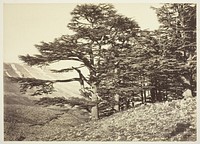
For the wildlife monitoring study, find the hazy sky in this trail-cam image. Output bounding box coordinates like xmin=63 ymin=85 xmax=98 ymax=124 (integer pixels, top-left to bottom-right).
xmin=3 ymin=3 xmax=161 ymax=64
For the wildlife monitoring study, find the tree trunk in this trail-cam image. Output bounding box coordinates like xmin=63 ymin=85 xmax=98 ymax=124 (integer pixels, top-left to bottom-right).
xmin=155 ymin=89 xmax=158 ymax=101
xmin=141 ymin=90 xmax=144 ymax=104
xmin=165 ymin=89 xmax=168 ymax=100
xmin=126 ymin=98 xmax=130 ymax=109
xmin=143 ymin=89 xmax=147 ymax=104
xmin=143 ymin=76 xmax=147 ymax=104
xmin=182 ymin=75 xmax=194 ymax=98
xmin=131 ymin=92 xmax=135 ymax=107
xmin=151 ymin=88 xmax=156 ymax=103
xmin=114 ymin=94 xmax=120 ymax=111
xmin=189 ymin=73 xmax=195 ymax=97
xmin=91 ymin=83 xmax=99 ymax=120
xmin=157 ymin=89 xmax=162 ymax=102
xmin=182 ymin=53 xmax=196 ymax=97
xmin=147 ymin=89 xmax=150 ymax=101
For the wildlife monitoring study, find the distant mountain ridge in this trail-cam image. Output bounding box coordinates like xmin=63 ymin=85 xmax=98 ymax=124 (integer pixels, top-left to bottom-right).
xmin=4 ymin=63 xmax=82 ymax=98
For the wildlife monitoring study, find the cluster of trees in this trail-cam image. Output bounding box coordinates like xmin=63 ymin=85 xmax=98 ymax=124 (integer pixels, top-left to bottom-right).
xmin=12 ymin=3 xmax=196 ymax=119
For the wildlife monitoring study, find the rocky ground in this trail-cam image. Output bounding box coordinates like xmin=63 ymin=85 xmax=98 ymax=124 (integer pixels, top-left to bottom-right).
xmin=48 ymin=97 xmax=196 ymax=141
xmin=6 ymin=97 xmax=194 ymax=141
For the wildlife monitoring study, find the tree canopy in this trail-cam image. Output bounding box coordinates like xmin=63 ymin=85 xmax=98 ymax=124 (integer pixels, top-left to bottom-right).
xmin=10 ymin=3 xmax=196 ymax=119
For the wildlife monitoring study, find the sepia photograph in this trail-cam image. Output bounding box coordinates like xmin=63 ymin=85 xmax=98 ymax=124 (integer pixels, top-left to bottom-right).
xmin=2 ymin=0 xmax=198 ymax=143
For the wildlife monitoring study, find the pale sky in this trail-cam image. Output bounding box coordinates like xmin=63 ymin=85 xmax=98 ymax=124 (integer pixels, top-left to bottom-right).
xmin=3 ymin=3 xmax=161 ymax=64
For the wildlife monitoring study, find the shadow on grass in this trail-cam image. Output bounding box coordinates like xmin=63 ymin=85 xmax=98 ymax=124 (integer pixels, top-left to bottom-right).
xmin=167 ymin=122 xmax=190 ymax=139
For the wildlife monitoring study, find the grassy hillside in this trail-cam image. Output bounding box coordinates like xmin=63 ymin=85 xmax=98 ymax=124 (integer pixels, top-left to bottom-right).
xmin=45 ymin=97 xmax=196 ymax=141
xmin=4 ymin=105 xmax=89 ymax=141
xmin=4 ymin=75 xmax=197 ymax=141
xmin=4 ymin=72 xmax=90 ymax=141
xmin=3 ymin=63 xmax=196 ymax=141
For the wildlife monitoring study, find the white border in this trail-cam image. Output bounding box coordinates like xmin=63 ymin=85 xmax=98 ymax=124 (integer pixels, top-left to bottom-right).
xmin=1 ymin=0 xmax=199 ymax=144
xmin=2 ymin=0 xmax=200 ymax=3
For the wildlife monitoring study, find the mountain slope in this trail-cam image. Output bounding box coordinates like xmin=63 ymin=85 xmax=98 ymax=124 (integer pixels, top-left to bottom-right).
xmin=4 ymin=63 xmax=90 ymax=141
xmin=4 ymin=63 xmax=81 ymax=98
xmin=43 ymin=97 xmax=196 ymax=141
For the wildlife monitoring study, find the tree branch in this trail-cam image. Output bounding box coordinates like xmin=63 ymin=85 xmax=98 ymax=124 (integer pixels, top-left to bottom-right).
xmin=10 ymin=77 xmax=82 ymax=96
xmin=72 ymin=66 xmax=90 ymax=86
xmin=50 ymin=65 xmax=85 ymax=73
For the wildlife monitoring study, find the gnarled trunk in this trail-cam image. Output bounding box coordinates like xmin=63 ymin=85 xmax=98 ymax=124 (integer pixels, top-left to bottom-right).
xmin=91 ymin=83 xmax=99 ymax=120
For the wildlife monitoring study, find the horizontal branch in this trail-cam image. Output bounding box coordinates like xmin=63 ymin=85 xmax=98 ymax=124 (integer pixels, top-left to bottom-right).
xmin=11 ymin=77 xmax=82 ymax=85
xmin=53 ymin=78 xmax=80 ymax=83
xmin=10 ymin=77 xmax=82 ymax=96
xmin=51 ymin=65 xmax=85 ymax=73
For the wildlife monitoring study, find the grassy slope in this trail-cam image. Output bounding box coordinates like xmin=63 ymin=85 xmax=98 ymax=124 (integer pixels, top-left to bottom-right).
xmin=4 ymin=76 xmax=89 ymax=141
xmin=4 ymin=63 xmax=196 ymax=141
xmin=47 ymin=98 xmax=196 ymax=141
